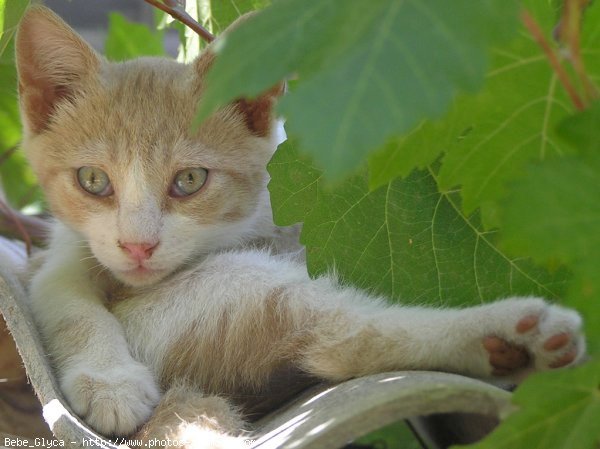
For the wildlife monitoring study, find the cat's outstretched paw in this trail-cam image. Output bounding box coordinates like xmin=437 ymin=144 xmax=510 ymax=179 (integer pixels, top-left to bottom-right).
xmin=61 ymin=360 xmax=160 ymax=436
xmin=481 ymin=298 xmax=585 ymax=380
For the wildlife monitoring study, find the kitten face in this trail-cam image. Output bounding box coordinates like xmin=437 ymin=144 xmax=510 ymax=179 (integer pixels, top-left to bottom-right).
xmin=16 ymin=7 xmax=282 ymax=286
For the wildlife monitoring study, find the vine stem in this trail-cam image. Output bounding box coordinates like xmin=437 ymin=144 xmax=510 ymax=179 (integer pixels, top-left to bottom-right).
xmin=143 ymin=0 xmax=215 ymax=43
xmin=521 ymin=9 xmax=585 ymax=111
xmin=555 ymin=0 xmax=599 ymax=102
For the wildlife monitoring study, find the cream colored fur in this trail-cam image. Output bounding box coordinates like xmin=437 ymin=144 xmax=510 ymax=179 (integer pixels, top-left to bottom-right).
xmin=15 ymin=6 xmax=586 ymax=447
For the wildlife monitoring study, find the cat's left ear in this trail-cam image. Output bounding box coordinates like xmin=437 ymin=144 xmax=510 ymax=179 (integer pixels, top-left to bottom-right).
xmin=16 ymin=6 xmax=101 ymax=134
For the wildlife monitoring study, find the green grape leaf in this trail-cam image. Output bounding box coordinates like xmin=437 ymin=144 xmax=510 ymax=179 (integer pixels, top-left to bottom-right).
xmin=500 ymin=103 xmax=600 ymax=355
xmin=370 ymin=2 xmax=600 ymax=226
xmin=460 ymin=360 xmax=600 ymax=449
xmin=104 ymin=12 xmax=166 ymax=61
xmin=267 ymin=144 xmax=320 ymax=226
xmin=435 ymin=1 xmax=600 ymax=228
xmin=368 ymin=113 xmax=467 ymax=190
xmin=197 ymin=0 xmax=518 ymax=179
xmin=268 ymin=140 xmax=568 ymax=306
xmin=0 ymin=0 xmax=29 ymax=56
xmin=501 ymin=151 xmax=599 ymax=265
xmin=556 ymin=101 xmax=600 ymax=154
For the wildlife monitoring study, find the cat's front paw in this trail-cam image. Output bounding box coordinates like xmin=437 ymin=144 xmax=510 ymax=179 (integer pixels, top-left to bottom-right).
xmin=482 ymin=298 xmax=585 ymax=380
xmin=61 ymin=360 xmax=160 ymax=436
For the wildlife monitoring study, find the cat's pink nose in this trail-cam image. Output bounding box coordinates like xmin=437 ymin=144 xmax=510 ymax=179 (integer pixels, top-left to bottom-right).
xmin=119 ymin=241 xmax=158 ymax=262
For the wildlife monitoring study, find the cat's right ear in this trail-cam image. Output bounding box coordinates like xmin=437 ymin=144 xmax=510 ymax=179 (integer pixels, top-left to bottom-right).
xmin=15 ymin=6 xmax=101 ymax=134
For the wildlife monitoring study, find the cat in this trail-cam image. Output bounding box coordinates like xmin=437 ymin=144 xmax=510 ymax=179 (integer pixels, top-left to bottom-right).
xmin=15 ymin=5 xmax=586 ymax=447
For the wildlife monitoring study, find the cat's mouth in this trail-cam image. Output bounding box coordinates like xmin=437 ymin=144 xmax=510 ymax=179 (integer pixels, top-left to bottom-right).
xmin=127 ymin=266 xmax=157 ymax=275
xmin=118 ymin=265 xmax=168 ymax=286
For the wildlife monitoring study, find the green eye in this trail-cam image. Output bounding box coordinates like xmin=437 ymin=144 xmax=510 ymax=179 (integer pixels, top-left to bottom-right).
xmin=77 ymin=166 xmax=113 ymax=196
xmin=170 ymin=168 xmax=208 ymax=197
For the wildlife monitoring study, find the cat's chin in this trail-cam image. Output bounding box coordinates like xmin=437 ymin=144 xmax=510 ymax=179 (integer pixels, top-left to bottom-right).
xmin=114 ymin=266 xmax=170 ymax=287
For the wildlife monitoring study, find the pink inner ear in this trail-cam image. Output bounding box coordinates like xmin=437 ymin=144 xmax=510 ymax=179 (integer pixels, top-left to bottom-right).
xmin=15 ymin=6 xmax=100 ymax=134
xmin=20 ymin=78 xmax=72 ymax=134
xmin=235 ymin=83 xmax=284 ymax=137
xmin=236 ymin=96 xmax=275 ymax=137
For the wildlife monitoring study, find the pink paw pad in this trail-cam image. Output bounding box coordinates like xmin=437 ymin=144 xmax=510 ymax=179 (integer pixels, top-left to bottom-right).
xmin=498 ymin=312 xmax=580 ymax=373
xmin=483 ymin=336 xmax=530 ymax=375
xmin=516 ymin=315 xmax=538 ymax=333
xmin=515 ymin=314 xmax=574 ymax=352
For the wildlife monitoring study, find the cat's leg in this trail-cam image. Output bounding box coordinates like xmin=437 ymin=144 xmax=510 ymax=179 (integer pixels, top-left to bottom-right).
xmin=298 ymin=294 xmax=585 ymax=382
xmin=29 ymin=224 xmax=160 ymax=436
xmin=135 ymin=384 xmax=248 ymax=449
xmin=160 ymin=250 xmax=584 ymax=385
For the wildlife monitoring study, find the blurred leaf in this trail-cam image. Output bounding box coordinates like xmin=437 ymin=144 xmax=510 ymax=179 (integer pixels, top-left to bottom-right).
xmin=105 ymin=12 xmax=166 ymax=61
xmin=556 ymin=100 xmax=600 ymax=152
xmin=211 ymin=0 xmax=271 ymax=33
xmin=369 ymin=1 xmax=600 ymax=228
xmin=436 ymin=0 xmax=600 ymax=228
xmin=500 ymin=103 xmax=600 ymax=354
xmin=0 ymin=39 xmax=40 ymax=208
xmin=501 ymin=156 xmax=599 ymax=275
xmin=268 ymin=139 xmax=568 ymax=306
xmin=461 ymin=360 xmax=600 ymax=449
xmin=0 ymin=39 xmax=19 ymax=149
xmin=0 ymin=0 xmax=29 ymax=56
xmin=196 ymin=0 xmax=518 ymax=179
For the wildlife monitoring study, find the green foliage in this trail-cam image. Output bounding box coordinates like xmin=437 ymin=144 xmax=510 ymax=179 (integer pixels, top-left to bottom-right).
xmin=0 ymin=39 xmax=40 ymax=208
xmin=500 ymin=102 xmax=600 ymax=354
xmin=268 ymin=140 xmax=569 ymax=306
xmin=368 ymin=117 xmax=461 ymax=190
xmin=195 ymin=0 xmax=518 ymax=179
xmin=105 ymin=12 xmax=166 ymax=61
xmin=210 ymin=0 xmax=271 ymax=34
xmin=461 ymin=360 xmax=600 ymax=449
xmin=0 ymin=0 xmax=29 ymax=56
xmin=437 ymin=0 xmax=600 ymax=228
xmin=257 ymin=0 xmax=598 ymax=447
xmin=370 ymin=0 xmax=600 ymax=229
xmin=0 ymin=39 xmax=18 ymax=150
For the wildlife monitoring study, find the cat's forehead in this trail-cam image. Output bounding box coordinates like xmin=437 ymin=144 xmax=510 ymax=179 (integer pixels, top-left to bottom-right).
xmin=53 ymin=57 xmax=262 ymax=169
xmin=103 ymin=57 xmax=193 ymax=100
xmin=98 ymin=58 xmax=196 ymax=133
